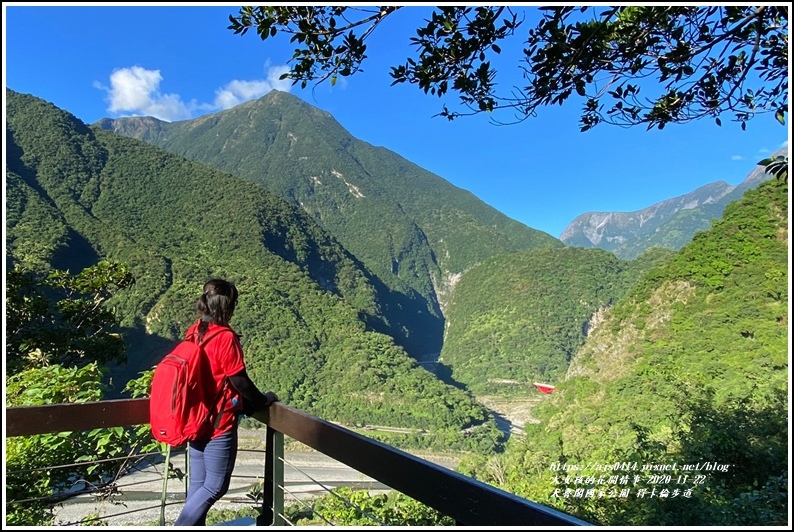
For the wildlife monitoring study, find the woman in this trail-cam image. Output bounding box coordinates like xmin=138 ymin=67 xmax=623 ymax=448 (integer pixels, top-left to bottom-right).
xmin=174 ymin=278 xmax=278 ymax=526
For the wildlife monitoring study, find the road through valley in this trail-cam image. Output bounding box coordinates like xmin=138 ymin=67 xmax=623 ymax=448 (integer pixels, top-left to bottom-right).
xmin=52 ymin=429 xmax=460 ymax=526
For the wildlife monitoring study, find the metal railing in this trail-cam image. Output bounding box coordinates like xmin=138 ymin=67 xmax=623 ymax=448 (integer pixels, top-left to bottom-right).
xmin=6 ymin=398 xmax=590 ymax=526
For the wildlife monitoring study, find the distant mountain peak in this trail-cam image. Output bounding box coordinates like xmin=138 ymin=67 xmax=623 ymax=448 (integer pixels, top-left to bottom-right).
xmin=559 ymin=148 xmax=787 ymax=259
xmin=559 ymin=180 xmax=735 ymax=244
xmin=93 ymin=115 xmax=168 ymax=140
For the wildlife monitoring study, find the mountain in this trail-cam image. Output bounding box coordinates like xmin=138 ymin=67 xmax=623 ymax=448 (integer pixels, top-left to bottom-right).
xmin=489 ymin=177 xmax=789 ymax=525
xmin=559 ymin=148 xmax=787 ymax=259
xmin=5 ymin=88 xmax=502 ymax=452
xmin=436 ymin=245 xmax=674 ymax=396
xmin=438 ymin=247 xmax=632 ymax=395
xmin=94 ymin=90 xmax=564 ymax=357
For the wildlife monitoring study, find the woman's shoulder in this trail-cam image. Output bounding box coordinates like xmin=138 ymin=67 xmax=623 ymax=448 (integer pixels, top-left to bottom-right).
xmin=184 ymin=320 xmax=200 ymax=339
xmin=184 ymin=321 xmax=238 ymax=342
xmin=206 ymin=323 xmax=240 ymax=342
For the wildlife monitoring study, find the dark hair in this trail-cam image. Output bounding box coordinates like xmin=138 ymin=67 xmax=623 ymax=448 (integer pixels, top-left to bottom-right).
xmin=196 ymin=279 xmax=239 ymax=341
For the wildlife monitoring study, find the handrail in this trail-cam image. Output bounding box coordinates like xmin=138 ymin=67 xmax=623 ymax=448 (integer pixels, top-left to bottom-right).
xmin=6 ymin=399 xmax=590 ymax=526
xmin=250 ymin=403 xmax=589 ymax=526
xmin=6 ymin=397 xmax=150 ymax=437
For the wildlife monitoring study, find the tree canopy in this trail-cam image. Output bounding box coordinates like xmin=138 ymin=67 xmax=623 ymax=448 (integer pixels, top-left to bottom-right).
xmin=228 ymin=6 xmax=787 ymax=130
xmin=228 ymin=6 xmax=788 ymax=180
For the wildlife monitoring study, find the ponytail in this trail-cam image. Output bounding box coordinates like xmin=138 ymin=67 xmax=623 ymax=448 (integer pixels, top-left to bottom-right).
xmin=195 ymin=279 xmax=239 ymax=341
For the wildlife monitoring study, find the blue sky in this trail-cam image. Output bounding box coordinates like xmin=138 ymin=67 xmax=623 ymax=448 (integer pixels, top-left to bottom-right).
xmin=4 ymin=4 xmax=789 ymax=239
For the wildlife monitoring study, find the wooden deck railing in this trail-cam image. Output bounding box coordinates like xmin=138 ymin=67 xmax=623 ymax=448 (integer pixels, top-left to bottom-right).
xmin=6 ymin=398 xmax=590 ymax=526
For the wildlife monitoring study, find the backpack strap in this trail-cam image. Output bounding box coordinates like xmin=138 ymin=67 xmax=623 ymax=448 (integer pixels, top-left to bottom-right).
xmin=186 ymin=324 xmax=231 ymax=346
xmin=191 ymin=325 xmax=235 ymax=427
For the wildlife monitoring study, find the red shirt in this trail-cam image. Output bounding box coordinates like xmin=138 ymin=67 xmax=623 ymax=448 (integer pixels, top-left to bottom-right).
xmin=185 ymin=321 xmax=246 ymax=439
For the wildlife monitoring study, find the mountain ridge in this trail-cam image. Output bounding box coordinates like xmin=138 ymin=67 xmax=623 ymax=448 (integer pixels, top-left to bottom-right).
xmin=559 ymin=148 xmax=786 ymax=259
xmin=94 ymin=89 xmax=563 ymax=336
xmin=560 ymin=180 xmax=736 ymax=244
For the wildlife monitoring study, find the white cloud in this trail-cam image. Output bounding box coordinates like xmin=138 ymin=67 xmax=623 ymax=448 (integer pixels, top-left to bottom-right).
xmin=98 ymin=65 xmax=293 ymax=122
xmin=754 ymin=140 xmax=788 ymax=158
xmin=213 ymin=66 xmax=293 ymax=109
xmin=102 ymin=66 xmax=194 ymax=121
xmin=731 ymin=155 xmax=745 ymax=161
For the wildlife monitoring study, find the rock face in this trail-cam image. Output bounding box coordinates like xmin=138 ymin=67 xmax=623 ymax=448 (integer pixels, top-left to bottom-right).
xmin=560 ymin=180 xmax=734 ymax=247
xmin=94 ymin=116 xmax=166 ymax=141
xmin=560 ymin=147 xmax=787 ymax=259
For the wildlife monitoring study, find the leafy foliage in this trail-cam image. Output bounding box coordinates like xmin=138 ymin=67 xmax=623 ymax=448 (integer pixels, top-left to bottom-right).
xmin=5 ymin=268 xmax=157 ymax=526
xmin=466 ymin=178 xmax=789 ymax=525
xmin=228 ymin=6 xmax=788 ymax=131
xmin=757 ymin=153 xmax=789 ymax=182
xmin=523 ymin=6 xmax=788 ymax=132
xmin=6 ymin=261 xmax=134 ymax=373
xmin=285 ymin=487 xmax=454 ymax=526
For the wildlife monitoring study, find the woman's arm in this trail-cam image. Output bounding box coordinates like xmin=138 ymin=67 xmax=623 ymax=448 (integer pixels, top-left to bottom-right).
xmin=228 ymin=369 xmax=278 ymax=414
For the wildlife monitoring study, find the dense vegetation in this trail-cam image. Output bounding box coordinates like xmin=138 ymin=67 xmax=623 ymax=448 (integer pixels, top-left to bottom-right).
xmin=96 ymin=90 xmax=563 ymax=358
xmin=6 ymin=85 xmax=787 ymax=526
xmin=200 ymin=487 xmax=453 ymax=526
xmin=5 ymin=264 xmax=158 ymax=526
xmin=460 ymin=178 xmax=789 ymax=525
xmin=284 ymin=487 xmax=454 ymax=526
xmin=5 ymin=88 xmax=500 ymax=453
xmin=439 ymin=247 xmax=667 ymax=395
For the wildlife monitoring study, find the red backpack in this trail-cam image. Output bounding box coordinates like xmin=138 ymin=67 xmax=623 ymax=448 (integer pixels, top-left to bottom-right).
xmin=149 ymin=326 xmax=227 ymax=446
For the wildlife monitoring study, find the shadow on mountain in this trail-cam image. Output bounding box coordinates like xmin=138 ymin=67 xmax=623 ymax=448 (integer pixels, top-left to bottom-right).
xmin=366 ymin=282 xmax=444 ymax=359
xmin=489 ymin=410 xmax=516 ymax=439
xmin=274 ymin=230 xmax=445 ymax=358
xmin=431 ymin=362 xmax=468 ymax=391
xmin=50 ymin=228 xmax=100 ymax=273
xmin=105 ymin=326 xmax=178 ymax=399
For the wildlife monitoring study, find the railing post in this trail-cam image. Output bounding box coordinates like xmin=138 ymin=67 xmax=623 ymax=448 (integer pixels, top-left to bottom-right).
xmin=185 ymin=445 xmax=190 ymax=499
xmin=160 ymin=444 xmax=171 ymax=526
xmin=272 ymin=430 xmax=285 ymax=526
xmin=257 ymin=423 xmax=285 ymax=526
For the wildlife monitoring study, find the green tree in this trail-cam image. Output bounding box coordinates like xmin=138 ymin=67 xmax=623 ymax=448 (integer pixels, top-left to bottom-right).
xmin=285 ymin=487 xmax=454 ymax=526
xmin=5 ymin=263 xmax=160 ymax=526
xmin=5 ymin=364 xmax=157 ymax=526
xmin=228 ymin=6 xmax=788 ymax=177
xmin=6 ymin=260 xmax=134 ymax=373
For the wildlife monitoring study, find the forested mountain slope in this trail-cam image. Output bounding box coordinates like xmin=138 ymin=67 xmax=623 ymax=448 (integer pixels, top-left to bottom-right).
xmin=96 ymin=90 xmax=563 ymax=358
xmin=469 ymin=178 xmax=789 ymax=525
xmin=438 ymin=246 xmax=673 ymax=395
xmin=5 ymin=88 xmax=500 ymax=451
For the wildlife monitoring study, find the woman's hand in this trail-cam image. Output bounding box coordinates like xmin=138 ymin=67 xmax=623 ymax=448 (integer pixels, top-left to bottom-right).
xmin=263 ymin=391 xmax=279 ymax=406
